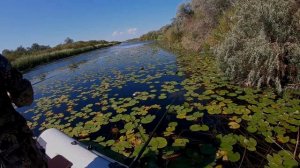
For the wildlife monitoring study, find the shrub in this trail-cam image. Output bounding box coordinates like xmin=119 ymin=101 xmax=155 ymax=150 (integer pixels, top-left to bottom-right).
xmin=215 ymin=0 xmax=300 ymax=92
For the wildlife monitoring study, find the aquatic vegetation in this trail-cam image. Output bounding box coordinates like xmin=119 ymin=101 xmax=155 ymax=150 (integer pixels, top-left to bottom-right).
xmin=172 ymin=138 xmax=189 ymax=147
xmin=140 ymin=115 xmax=156 ymax=124
xmin=149 ymin=137 xmax=168 ymax=151
xmin=21 ymin=43 xmax=299 ymax=167
xmin=190 ymin=124 xmax=209 ymax=132
xmin=163 ymin=122 xmax=178 ymax=136
xmin=266 ymin=150 xmax=298 ymax=168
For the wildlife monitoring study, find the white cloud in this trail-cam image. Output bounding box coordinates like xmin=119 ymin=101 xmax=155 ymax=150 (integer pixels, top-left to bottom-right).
xmin=127 ymin=28 xmax=138 ymax=35
xmin=112 ymin=31 xmax=124 ymax=36
xmin=112 ymin=28 xmax=138 ymax=37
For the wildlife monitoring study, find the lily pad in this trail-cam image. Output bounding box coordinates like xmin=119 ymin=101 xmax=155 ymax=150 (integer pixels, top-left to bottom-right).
xmin=141 ymin=115 xmax=156 ymax=124
xmin=150 ymin=137 xmax=168 ymax=149
xmin=172 ymin=138 xmax=189 ymax=147
xmin=228 ymin=122 xmax=240 ymax=129
xmin=189 ymin=124 xmax=209 ymax=132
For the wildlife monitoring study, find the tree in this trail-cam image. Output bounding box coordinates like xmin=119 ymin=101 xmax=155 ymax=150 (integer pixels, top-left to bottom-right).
xmin=15 ymin=46 xmax=27 ymax=53
xmin=177 ymin=3 xmax=194 ymax=18
xmin=2 ymin=49 xmax=12 ymax=56
xmin=64 ymin=37 xmax=74 ymax=44
xmin=29 ymin=43 xmax=51 ymax=52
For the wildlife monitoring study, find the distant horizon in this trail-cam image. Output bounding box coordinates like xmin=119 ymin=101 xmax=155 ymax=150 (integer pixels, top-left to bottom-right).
xmin=0 ymin=0 xmax=184 ymax=51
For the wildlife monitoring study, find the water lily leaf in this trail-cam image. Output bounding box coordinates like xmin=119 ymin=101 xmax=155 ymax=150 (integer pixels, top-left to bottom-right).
xmin=228 ymin=122 xmax=240 ymax=129
xmin=277 ymin=135 xmax=290 ymax=143
xmin=106 ymin=140 xmax=115 ymax=146
xmin=186 ymin=115 xmax=197 ymax=121
xmin=203 ymin=90 xmax=214 ymax=95
xmin=169 ymin=122 xmax=178 ymax=127
xmin=227 ymin=93 xmax=237 ymax=97
xmin=239 ymin=136 xmax=257 ymax=151
xmin=172 ymin=138 xmax=189 ymax=147
xmin=158 ymin=93 xmax=167 ymax=100
xmin=193 ymin=112 xmax=204 ymax=118
xmin=141 ymin=115 xmax=156 ymax=124
xmin=150 ymin=137 xmax=168 ymax=149
xmin=189 ymin=124 xmax=209 ymax=132
xmin=176 ymin=113 xmax=187 ymax=119
xmin=124 ymin=122 xmax=135 ymax=131
xmin=218 ymin=134 xmax=237 ymax=151
xmin=94 ymin=136 xmax=105 ymax=143
xmin=247 ymin=125 xmax=257 ymax=133
xmin=110 ymin=114 xmax=123 ymax=122
xmin=227 ymin=151 xmax=240 ymax=162
xmin=267 ymin=150 xmax=298 ymax=168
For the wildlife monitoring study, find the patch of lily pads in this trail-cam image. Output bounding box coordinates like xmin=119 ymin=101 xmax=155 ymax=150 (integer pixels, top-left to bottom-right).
xmin=21 ymin=44 xmax=300 ymax=167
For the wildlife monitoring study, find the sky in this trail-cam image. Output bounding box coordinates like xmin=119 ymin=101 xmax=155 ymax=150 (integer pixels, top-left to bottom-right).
xmin=0 ymin=0 xmax=184 ymax=51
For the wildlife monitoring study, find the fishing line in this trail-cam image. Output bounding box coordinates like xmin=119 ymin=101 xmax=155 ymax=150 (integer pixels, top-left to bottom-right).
xmin=32 ymin=75 xmax=56 ymax=86
xmin=129 ymin=97 xmax=177 ymax=168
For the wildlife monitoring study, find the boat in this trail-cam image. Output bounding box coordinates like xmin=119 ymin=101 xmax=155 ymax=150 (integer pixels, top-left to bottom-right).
xmin=37 ymin=128 xmax=128 ymax=168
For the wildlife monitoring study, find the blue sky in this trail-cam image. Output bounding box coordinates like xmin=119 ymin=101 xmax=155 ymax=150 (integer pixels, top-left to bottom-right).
xmin=0 ymin=0 xmax=184 ymax=51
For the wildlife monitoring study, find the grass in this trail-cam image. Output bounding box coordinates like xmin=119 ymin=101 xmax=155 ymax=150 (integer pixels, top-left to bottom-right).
xmin=11 ymin=42 xmax=119 ymax=71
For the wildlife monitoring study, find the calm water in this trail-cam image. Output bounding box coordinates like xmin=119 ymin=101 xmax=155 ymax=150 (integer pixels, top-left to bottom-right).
xmin=18 ymin=43 xmax=223 ymax=165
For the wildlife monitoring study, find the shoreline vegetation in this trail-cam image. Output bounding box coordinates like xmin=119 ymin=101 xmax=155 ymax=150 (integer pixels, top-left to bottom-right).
xmin=2 ymin=39 xmax=120 ymax=71
xmin=140 ymin=0 xmax=300 ymax=93
xmin=139 ymin=0 xmax=300 ymax=167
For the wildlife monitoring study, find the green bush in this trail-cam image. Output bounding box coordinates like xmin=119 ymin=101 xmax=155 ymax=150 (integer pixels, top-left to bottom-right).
xmin=215 ymin=0 xmax=300 ymax=92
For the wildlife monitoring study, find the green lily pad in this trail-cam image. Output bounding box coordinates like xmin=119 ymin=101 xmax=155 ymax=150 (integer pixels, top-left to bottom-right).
xmin=247 ymin=125 xmax=257 ymax=133
xmin=227 ymin=151 xmax=240 ymax=162
xmin=189 ymin=124 xmax=209 ymax=132
xmin=94 ymin=136 xmax=105 ymax=143
xmin=172 ymin=138 xmax=189 ymax=147
xmin=141 ymin=115 xmax=156 ymax=124
xmin=150 ymin=137 xmax=168 ymax=149
xmin=106 ymin=140 xmax=115 ymax=146
xmin=228 ymin=122 xmax=240 ymax=129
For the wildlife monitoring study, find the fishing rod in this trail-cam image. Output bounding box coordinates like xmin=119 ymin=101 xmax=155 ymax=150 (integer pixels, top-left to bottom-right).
xmin=32 ymin=75 xmax=56 ymax=86
xmin=128 ymin=97 xmax=176 ymax=168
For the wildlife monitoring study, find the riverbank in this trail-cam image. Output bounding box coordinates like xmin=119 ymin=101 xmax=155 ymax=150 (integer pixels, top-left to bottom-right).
xmin=10 ymin=41 xmax=120 ymax=71
xmin=141 ymin=0 xmax=300 ymax=93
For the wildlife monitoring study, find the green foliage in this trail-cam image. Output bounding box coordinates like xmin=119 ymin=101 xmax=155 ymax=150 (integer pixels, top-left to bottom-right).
xmin=149 ymin=137 xmax=168 ymax=150
xmin=189 ymin=124 xmax=209 ymax=132
xmin=64 ymin=37 xmax=74 ymax=44
xmin=266 ymin=150 xmax=298 ymax=168
xmin=172 ymin=138 xmax=189 ymax=147
xmin=141 ymin=0 xmax=300 ymax=92
xmin=7 ymin=40 xmax=119 ymax=71
xmin=140 ymin=0 xmax=233 ymax=51
xmin=215 ymin=0 xmax=300 ymax=92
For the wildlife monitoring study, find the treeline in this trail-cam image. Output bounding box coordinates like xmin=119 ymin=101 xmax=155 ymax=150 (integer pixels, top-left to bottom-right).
xmin=2 ymin=38 xmax=120 ymax=71
xmin=141 ymin=0 xmax=300 ymax=92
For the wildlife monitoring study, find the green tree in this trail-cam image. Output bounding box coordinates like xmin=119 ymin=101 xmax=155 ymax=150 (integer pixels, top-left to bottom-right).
xmin=64 ymin=37 xmax=74 ymax=44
